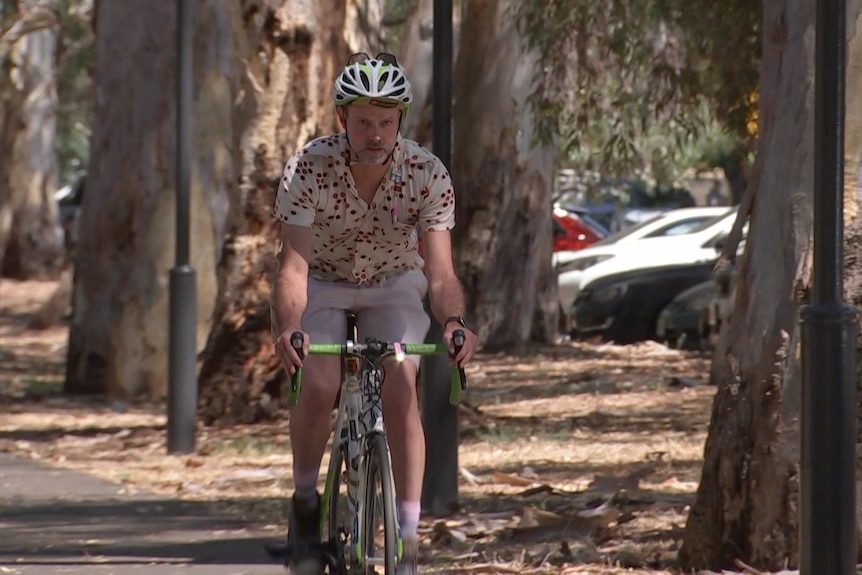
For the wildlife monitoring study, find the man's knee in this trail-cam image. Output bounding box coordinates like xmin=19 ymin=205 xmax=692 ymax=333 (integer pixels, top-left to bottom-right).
xmin=381 ymin=359 xmax=419 ymax=409
xmin=294 ymin=356 xmax=341 ymax=410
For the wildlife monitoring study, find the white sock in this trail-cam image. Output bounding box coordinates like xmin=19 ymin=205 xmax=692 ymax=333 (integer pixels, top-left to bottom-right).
xmin=399 ymin=500 xmax=421 ymax=538
xmin=293 ymin=467 xmax=319 ymax=503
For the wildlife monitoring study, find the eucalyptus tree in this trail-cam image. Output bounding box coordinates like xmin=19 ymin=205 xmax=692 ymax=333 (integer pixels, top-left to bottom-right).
xmin=0 ymin=0 xmax=66 ymax=278
xmin=679 ymin=1 xmax=862 ymax=568
xmin=449 ymin=0 xmax=556 ymax=348
xmin=519 ymin=0 xmax=862 ymax=568
xmin=66 ymin=0 xmax=384 ymax=402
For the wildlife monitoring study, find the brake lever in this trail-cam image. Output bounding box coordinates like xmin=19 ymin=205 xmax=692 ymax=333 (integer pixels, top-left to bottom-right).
xmin=452 ymin=329 xmax=467 ymax=390
xmin=289 ymin=331 xmax=305 ymax=396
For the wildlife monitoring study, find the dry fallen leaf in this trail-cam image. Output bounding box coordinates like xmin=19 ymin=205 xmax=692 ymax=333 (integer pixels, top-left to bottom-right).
xmin=490 ymin=470 xmax=537 ymax=487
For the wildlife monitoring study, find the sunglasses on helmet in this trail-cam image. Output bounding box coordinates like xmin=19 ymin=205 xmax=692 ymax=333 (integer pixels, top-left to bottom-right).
xmin=347 ymin=52 xmax=399 ymax=66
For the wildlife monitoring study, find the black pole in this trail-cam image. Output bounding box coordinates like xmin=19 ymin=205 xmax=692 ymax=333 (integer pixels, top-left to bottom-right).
xmin=421 ymin=0 xmax=457 ymax=516
xmin=167 ymin=0 xmax=197 ymax=454
xmin=799 ymin=0 xmax=856 ymax=572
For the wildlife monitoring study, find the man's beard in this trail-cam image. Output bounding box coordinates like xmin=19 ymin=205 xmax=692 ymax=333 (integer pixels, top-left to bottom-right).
xmin=348 ymin=141 xmax=394 ymax=166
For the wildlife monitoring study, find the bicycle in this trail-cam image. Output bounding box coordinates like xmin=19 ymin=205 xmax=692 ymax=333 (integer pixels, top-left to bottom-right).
xmin=268 ymin=312 xmax=467 ymax=574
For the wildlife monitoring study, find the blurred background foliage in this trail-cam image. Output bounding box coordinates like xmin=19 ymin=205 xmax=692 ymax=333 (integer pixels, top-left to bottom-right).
xmin=516 ymin=0 xmax=760 ymax=188
xmin=54 ymin=0 xmax=93 ymax=186
xmin=9 ymin=0 xmax=760 ymax=196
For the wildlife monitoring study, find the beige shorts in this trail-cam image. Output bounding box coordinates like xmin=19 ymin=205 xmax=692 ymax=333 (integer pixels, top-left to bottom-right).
xmin=273 ymin=270 xmax=432 ymax=368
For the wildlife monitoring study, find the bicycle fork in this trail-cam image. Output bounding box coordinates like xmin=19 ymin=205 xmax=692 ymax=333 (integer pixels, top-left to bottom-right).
xmin=320 ymin=365 xmax=364 ymax=567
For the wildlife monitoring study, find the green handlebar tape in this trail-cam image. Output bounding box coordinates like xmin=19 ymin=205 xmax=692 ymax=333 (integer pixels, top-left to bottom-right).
xmin=287 ymin=367 xmax=301 ymax=406
xmin=448 ymin=367 xmax=462 ymax=405
xmin=306 ymin=344 xmax=344 ymax=355
xmin=402 ymin=343 xmax=450 ymax=354
xmin=305 ymin=343 xmax=449 ymax=355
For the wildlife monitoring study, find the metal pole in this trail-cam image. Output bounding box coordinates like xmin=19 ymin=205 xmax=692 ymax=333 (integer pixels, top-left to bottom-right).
xmin=168 ymin=0 xmax=197 ymax=454
xmin=421 ymin=0 xmax=457 ymax=516
xmin=800 ymin=0 xmax=856 ymax=571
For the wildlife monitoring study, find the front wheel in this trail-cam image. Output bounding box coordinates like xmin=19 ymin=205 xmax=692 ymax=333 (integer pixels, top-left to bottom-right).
xmin=362 ymin=433 xmax=398 ymax=575
xmin=324 ymin=443 xmax=352 ymax=575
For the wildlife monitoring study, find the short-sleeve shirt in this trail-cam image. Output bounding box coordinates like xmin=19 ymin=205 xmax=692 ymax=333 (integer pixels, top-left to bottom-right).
xmin=274 ymin=132 xmax=455 ymax=286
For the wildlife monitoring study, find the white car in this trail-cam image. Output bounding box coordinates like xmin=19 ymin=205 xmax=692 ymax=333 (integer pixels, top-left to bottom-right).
xmin=577 ymin=211 xmax=742 ymax=291
xmin=555 ymin=206 xmax=733 ymax=316
xmin=563 ymin=209 xmax=744 ymax=332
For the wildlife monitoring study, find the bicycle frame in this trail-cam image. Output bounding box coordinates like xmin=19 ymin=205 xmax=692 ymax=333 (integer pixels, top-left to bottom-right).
xmin=280 ymin=333 xmax=466 ymax=573
xmin=320 ymin=350 xmax=388 ymax=569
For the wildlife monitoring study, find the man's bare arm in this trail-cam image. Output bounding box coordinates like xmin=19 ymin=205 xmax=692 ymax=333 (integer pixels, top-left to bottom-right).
xmin=271 ymin=223 xmax=312 ymax=374
xmin=272 ymin=223 xmax=312 ymax=340
xmin=422 ymin=229 xmax=478 ymax=364
xmin=421 ymin=229 xmax=465 ymax=323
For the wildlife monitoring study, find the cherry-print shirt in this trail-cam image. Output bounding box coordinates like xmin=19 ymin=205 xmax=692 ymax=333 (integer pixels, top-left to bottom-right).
xmin=274 ymin=133 xmax=455 ymax=286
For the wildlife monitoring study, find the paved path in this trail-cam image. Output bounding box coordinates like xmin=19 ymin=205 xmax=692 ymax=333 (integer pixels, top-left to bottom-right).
xmin=0 ymin=452 xmax=286 ymax=574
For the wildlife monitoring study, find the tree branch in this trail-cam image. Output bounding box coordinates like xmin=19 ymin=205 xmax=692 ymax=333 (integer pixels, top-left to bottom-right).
xmin=0 ymin=2 xmax=58 ymax=62
xmin=56 ymin=32 xmax=93 ymax=77
xmin=718 ymin=150 xmax=760 ymax=265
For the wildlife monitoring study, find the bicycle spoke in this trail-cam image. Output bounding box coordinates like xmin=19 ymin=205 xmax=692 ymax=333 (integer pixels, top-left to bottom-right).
xmin=324 ymin=445 xmax=353 ymax=574
xmin=362 ymin=434 xmax=398 ymax=575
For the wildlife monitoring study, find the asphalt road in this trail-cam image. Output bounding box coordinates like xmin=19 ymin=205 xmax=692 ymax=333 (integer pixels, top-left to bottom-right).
xmin=0 ymin=452 xmax=287 ymax=575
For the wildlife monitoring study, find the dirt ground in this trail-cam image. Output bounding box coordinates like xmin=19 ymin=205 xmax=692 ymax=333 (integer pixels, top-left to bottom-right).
xmin=0 ymin=278 xmax=721 ymax=574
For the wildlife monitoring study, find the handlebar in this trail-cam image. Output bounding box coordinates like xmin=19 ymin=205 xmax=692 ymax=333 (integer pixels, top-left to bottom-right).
xmin=287 ymin=330 xmax=467 ymax=407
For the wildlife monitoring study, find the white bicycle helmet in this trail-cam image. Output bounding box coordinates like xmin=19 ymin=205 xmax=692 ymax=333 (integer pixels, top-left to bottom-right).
xmin=333 ymin=53 xmax=413 ymax=110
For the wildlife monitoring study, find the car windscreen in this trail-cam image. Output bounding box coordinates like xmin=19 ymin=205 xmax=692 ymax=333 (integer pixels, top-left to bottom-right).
xmin=589 ymin=214 xmax=665 ymax=247
xmin=685 ymin=210 xmax=738 ymax=234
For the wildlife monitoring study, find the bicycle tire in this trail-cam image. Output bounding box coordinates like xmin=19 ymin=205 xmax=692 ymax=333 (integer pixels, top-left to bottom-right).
xmin=362 ymin=432 xmax=398 ymax=575
xmin=324 ymin=443 xmax=352 ymax=575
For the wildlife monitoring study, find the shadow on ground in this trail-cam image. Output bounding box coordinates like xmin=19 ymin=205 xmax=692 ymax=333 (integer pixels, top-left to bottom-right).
xmin=0 ymin=498 xmax=278 ymax=565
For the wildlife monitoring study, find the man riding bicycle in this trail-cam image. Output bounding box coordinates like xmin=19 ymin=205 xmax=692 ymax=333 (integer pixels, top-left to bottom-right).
xmin=271 ymin=51 xmax=479 ymax=574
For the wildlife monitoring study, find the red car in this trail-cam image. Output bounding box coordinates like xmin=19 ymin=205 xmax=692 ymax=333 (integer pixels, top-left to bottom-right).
xmin=553 ymin=209 xmax=605 ymax=252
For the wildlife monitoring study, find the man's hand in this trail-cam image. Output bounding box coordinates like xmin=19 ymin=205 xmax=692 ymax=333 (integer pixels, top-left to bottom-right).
xmin=444 ymin=324 xmax=478 ymax=367
xmin=273 ymin=327 xmax=309 ymax=376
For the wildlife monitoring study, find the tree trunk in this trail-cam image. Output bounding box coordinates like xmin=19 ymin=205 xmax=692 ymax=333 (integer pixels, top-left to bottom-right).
xmin=678 ymin=0 xmax=862 ymax=568
xmin=397 ymin=0 xmax=433 ymax=145
xmin=65 ymin=0 xmax=223 ymax=396
xmin=0 ymin=0 xmax=65 ymax=279
xmin=846 ymin=6 xmax=862 ymax=559
xmin=451 ymin=0 xmax=556 ymax=351
xmin=197 ymin=0 xmax=384 ymax=425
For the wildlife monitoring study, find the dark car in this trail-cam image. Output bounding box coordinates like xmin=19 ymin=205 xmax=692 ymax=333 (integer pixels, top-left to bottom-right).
xmin=655 ymin=280 xmax=715 ymax=349
xmin=571 ymin=261 xmax=717 ymax=344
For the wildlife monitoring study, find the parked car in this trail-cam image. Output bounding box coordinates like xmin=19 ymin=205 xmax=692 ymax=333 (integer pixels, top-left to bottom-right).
xmin=554 ymin=206 xmax=733 ymax=328
xmin=655 ymin=280 xmax=715 ymax=349
xmin=552 ymin=207 xmax=606 ymax=252
xmin=555 ymin=204 xmax=611 ymax=239
xmin=570 ymin=208 xmax=740 ymax=302
xmin=572 ymin=261 xmax=717 ymax=344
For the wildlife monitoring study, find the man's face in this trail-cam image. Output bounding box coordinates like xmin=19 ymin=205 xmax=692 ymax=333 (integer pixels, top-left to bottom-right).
xmin=341 ymin=103 xmax=401 ymax=165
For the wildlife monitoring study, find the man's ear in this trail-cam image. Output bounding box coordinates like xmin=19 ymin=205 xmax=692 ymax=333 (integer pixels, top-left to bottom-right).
xmin=337 ymin=108 xmax=347 ymax=129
